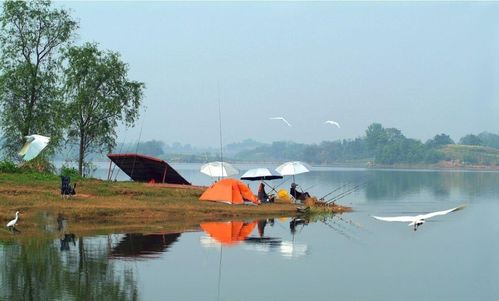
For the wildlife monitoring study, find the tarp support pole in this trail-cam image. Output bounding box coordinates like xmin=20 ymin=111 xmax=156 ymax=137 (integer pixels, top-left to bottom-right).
xmin=162 ymin=165 xmax=168 ymax=183
xmin=107 ymin=160 xmax=113 ymax=181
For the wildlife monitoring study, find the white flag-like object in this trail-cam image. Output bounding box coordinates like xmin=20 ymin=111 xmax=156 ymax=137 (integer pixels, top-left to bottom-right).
xmin=18 ymin=134 xmax=50 ymax=161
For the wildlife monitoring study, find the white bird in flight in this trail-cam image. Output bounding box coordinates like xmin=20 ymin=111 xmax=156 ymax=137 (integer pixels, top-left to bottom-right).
xmin=325 ymin=120 xmax=341 ymax=128
xmin=372 ymin=205 xmax=465 ymax=231
xmin=6 ymin=211 xmax=20 ymax=229
xmin=18 ymin=134 xmax=50 ymax=161
xmin=270 ymin=117 xmax=292 ymax=127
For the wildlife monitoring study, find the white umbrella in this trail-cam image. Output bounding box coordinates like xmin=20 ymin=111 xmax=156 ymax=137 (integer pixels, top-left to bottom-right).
xmin=240 ymin=168 xmax=283 ymax=181
xmin=200 ymin=161 xmax=239 ymax=178
xmin=18 ymin=134 xmax=50 ymax=161
xmin=275 ymin=161 xmax=311 ymax=182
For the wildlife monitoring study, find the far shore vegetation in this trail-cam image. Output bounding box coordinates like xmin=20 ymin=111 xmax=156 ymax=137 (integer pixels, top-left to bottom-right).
xmin=96 ymin=124 xmax=499 ymax=170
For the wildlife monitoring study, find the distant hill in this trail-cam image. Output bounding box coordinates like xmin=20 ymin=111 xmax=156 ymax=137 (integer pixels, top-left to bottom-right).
xmin=439 ymin=144 xmax=499 ymax=166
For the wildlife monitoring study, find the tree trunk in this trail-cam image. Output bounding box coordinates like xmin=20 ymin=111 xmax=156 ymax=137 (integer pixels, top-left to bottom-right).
xmin=79 ymin=131 xmax=85 ymax=176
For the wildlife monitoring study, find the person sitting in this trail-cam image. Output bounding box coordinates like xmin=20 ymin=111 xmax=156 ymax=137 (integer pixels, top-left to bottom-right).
xmin=290 ymin=183 xmax=310 ymax=202
xmin=257 ymin=182 xmax=269 ymax=203
xmin=61 ymin=176 xmax=76 ymax=198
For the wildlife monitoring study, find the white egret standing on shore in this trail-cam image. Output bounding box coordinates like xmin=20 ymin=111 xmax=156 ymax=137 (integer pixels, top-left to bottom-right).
xmin=6 ymin=211 xmax=20 ymax=229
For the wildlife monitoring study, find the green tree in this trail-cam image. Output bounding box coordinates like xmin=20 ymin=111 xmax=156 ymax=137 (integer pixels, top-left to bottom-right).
xmin=478 ymin=132 xmax=499 ymax=149
xmin=0 ymin=0 xmax=77 ymax=157
xmin=426 ymin=133 xmax=454 ymax=148
xmin=365 ymin=123 xmax=387 ymax=150
xmin=63 ymin=43 xmax=144 ymax=176
xmin=459 ymin=134 xmax=482 ymax=146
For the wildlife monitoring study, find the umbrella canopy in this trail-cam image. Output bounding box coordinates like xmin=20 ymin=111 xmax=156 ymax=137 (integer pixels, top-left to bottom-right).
xmin=199 ymin=178 xmax=259 ymax=205
xmin=201 ymin=221 xmax=256 ymax=245
xmin=18 ymin=134 xmax=50 ymax=161
xmin=240 ymin=168 xmax=283 ymax=181
xmin=200 ymin=161 xmax=239 ymax=178
xmin=275 ymin=161 xmax=311 ymax=176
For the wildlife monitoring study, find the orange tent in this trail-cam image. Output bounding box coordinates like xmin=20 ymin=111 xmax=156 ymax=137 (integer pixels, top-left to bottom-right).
xmin=199 ymin=178 xmax=259 ymax=205
xmin=201 ymin=221 xmax=257 ymax=245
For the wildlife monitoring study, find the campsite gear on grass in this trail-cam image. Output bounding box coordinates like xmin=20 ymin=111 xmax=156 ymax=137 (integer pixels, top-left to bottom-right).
xmin=277 ymin=189 xmax=291 ymax=202
xmin=200 ymin=161 xmax=239 ymax=178
xmin=107 ymin=153 xmax=190 ymax=184
xmin=18 ymin=135 xmax=50 ymax=161
xmin=201 ymin=221 xmax=256 ymax=245
xmin=199 ymin=178 xmax=259 ymax=205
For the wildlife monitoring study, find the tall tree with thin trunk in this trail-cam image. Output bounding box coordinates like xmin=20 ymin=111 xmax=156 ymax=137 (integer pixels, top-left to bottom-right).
xmin=0 ymin=0 xmax=77 ymax=157
xmin=63 ymin=43 xmax=144 ymax=176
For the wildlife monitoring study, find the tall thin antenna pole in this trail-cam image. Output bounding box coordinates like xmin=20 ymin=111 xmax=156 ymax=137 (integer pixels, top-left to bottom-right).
xmin=218 ymin=83 xmax=224 ymax=179
xmin=130 ymin=108 xmax=146 ymax=179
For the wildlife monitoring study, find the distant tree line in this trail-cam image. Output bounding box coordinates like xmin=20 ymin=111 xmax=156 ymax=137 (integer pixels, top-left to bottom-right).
xmin=57 ymin=124 xmax=499 ymax=166
xmin=232 ymin=123 xmax=499 ymax=166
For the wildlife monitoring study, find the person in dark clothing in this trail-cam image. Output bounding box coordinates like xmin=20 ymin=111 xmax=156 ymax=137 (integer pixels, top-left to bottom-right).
xmin=61 ymin=176 xmax=76 ymax=198
xmin=290 ymin=183 xmax=310 ymax=201
xmin=258 ymin=182 xmax=269 ymax=203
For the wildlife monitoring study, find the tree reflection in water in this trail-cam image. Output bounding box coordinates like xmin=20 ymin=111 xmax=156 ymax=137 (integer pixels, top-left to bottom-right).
xmin=365 ymin=170 xmax=499 ymax=200
xmin=0 ymin=236 xmax=138 ymax=301
xmin=109 ymin=233 xmax=181 ymax=259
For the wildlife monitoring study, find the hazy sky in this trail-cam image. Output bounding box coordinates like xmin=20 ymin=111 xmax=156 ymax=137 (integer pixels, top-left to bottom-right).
xmin=60 ymin=1 xmax=499 ymax=147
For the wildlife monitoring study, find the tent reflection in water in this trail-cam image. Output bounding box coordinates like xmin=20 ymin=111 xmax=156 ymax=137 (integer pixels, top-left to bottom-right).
xmin=201 ymin=221 xmax=257 ymax=245
xmin=199 ymin=178 xmax=259 ymax=205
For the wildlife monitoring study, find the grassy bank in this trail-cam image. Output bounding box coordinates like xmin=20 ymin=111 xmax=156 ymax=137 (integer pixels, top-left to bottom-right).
xmin=0 ymin=172 xmax=350 ymax=239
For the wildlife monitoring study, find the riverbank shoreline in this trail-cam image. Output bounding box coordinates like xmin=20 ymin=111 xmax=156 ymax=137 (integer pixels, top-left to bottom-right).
xmin=0 ymin=173 xmax=350 ymax=240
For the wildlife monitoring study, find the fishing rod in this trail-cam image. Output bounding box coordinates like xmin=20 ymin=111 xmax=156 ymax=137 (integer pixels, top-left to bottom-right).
xmin=301 ymin=184 xmax=315 ymax=192
xmin=326 ymin=182 xmax=366 ymax=204
xmin=325 ymin=184 xmax=362 ymax=204
xmin=319 ymin=183 xmax=354 ymax=200
xmin=326 ymin=184 xmax=360 ymax=204
xmin=326 ymin=183 xmax=365 ymax=204
xmin=269 ymin=177 xmax=290 ymax=192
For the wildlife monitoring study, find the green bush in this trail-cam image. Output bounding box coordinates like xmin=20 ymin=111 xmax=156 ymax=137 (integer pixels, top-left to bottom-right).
xmin=19 ymin=157 xmax=55 ymax=174
xmin=60 ymin=165 xmax=82 ymax=179
xmin=0 ymin=160 xmax=19 ymax=173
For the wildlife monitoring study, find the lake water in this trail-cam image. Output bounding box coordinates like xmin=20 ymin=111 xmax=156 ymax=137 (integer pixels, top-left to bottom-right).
xmin=1 ymin=165 xmax=499 ymax=300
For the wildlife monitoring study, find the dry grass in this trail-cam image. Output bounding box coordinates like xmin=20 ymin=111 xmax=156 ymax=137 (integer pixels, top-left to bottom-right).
xmin=0 ymin=173 xmax=351 ymax=239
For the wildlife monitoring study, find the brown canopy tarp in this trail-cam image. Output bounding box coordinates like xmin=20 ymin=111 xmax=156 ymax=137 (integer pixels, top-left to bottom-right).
xmin=107 ymin=153 xmax=190 ymax=185
xmin=199 ymin=178 xmax=259 ymax=204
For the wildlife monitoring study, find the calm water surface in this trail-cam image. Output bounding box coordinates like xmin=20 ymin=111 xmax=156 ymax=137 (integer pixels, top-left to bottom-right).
xmin=1 ymin=165 xmax=499 ymax=300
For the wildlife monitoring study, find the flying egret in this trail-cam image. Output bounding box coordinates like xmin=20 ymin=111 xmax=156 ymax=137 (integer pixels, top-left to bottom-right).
xmin=270 ymin=117 xmax=292 ymax=127
xmin=325 ymin=120 xmax=341 ymax=128
xmin=18 ymin=134 xmax=50 ymax=161
xmin=6 ymin=211 xmax=20 ymax=229
xmin=372 ymin=205 xmax=465 ymax=231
